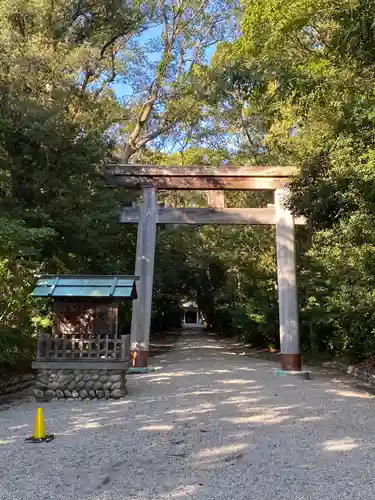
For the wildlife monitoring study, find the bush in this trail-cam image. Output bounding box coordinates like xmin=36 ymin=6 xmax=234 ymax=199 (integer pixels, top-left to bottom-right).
xmin=0 ymin=327 xmax=36 ymax=374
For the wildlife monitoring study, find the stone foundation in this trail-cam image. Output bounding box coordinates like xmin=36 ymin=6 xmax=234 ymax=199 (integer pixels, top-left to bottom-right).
xmin=33 ymin=369 xmax=127 ymax=401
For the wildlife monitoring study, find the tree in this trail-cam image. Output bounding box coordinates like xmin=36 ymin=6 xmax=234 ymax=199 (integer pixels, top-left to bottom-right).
xmin=0 ymin=0 xmax=148 ymax=370
xmin=213 ymin=0 xmax=375 ymax=359
xmin=115 ymin=0 xmax=239 ymax=161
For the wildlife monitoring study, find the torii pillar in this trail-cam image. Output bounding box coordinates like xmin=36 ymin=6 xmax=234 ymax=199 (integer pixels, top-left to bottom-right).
xmin=275 ymin=189 xmax=301 ymax=371
xmin=130 ymin=187 xmax=157 ymax=367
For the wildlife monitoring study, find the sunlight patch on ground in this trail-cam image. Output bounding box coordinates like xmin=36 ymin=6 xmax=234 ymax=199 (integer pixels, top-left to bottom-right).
xmin=182 ymin=389 xmax=231 ymax=397
xmin=178 ymin=408 xmax=213 ymax=416
xmin=271 ymin=404 xmax=299 ymax=411
xmin=227 ymin=431 xmax=254 ymax=440
xmin=170 ymin=485 xmax=199 ymax=497
xmin=74 ymin=422 xmax=101 ymax=430
xmin=219 ymin=379 xmax=255 ymax=385
xmin=0 ymin=438 xmax=15 ymax=445
xmin=148 ymin=377 xmax=171 ymax=383
xmin=156 ymin=371 xmax=198 ymax=378
xmin=105 ymin=399 xmax=134 ymax=406
xmin=325 ymin=389 xmax=374 ymax=399
xmin=220 ymin=396 xmax=260 ymax=404
xmin=180 ymin=345 xmax=224 ymax=350
xmin=299 ymin=416 xmax=323 ymax=423
xmin=196 ymin=442 xmax=247 ymax=460
xmin=175 ymin=416 xmax=196 ymax=422
xmin=139 ymin=424 xmax=174 ymax=432
xmin=138 ymin=418 xmax=159 ymax=425
xmin=222 ymin=412 xmax=290 ymax=425
xmin=178 ymin=357 xmax=204 ymax=362
xmin=71 ymin=416 xmax=106 ymax=426
xmin=8 ymin=424 xmax=28 ymax=430
xmin=166 ymin=403 xmax=215 ymax=416
xmin=322 ymin=437 xmax=359 ymax=452
xmin=100 ymin=409 xmax=127 ymax=415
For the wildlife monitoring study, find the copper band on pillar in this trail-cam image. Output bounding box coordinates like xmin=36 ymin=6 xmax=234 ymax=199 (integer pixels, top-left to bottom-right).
xmin=280 ymin=354 xmax=301 ymax=372
xmin=131 ymin=350 xmax=149 ymax=368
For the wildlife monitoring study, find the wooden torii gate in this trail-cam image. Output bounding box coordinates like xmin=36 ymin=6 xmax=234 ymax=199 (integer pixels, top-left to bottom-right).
xmin=104 ymin=164 xmax=305 ymax=372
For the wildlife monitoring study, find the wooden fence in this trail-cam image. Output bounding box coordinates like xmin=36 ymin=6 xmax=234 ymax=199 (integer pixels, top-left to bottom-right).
xmin=36 ymin=333 xmax=130 ymax=361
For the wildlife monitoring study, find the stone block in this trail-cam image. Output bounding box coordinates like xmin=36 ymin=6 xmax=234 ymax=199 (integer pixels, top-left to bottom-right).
xmin=79 ymin=389 xmax=88 ymax=399
xmin=76 ymin=380 xmax=86 ymax=391
xmin=85 ymin=380 xmax=95 ymax=390
xmin=67 ymin=381 xmax=76 ymax=391
xmin=111 ymin=389 xmax=124 ymax=399
xmin=33 ymin=388 xmax=44 ymax=400
xmin=44 ymin=389 xmax=55 ymax=401
xmin=47 ymin=382 xmax=61 ymax=391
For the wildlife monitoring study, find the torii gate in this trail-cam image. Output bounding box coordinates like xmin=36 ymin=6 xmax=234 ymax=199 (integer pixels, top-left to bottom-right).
xmin=104 ymin=164 xmax=305 ymax=372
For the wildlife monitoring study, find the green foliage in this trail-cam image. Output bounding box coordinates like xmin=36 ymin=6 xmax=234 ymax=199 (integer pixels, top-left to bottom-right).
xmin=218 ymin=0 xmax=375 ymax=360
xmin=0 ymin=0 xmax=142 ymax=372
xmin=0 ymin=327 xmax=37 ymax=374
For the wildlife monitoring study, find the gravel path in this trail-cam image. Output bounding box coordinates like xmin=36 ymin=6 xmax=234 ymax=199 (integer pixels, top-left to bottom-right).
xmin=1 ymin=333 xmax=375 ymax=500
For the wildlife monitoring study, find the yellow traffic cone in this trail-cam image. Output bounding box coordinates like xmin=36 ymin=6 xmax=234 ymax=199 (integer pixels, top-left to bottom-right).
xmin=25 ymin=408 xmax=55 ymax=443
xmin=33 ymin=408 xmax=46 ymax=439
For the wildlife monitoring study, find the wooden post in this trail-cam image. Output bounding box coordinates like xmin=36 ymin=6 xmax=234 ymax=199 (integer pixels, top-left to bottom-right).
xmin=120 ymin=335 xmax=127 ymax=360
xmin=96 ymin=334 xmax=101 ymax=358
xmin=130 ymin=198 xmax=144 ymax=361
xmin=207 ymin=191 xmax=225 ymax=208
xmin=130 ymin=187 xmax=157 ymax=367
xmin=275 ymin=189 xmax=301 ymax=371
xmin=36 ymin=334 xmax=43 ymax=360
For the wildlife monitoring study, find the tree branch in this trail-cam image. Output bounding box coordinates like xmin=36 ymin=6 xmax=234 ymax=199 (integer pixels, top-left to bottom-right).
xmin=93 ymin=50 xmax=117 ymax=98
xmin=175 ymin=0 xmax=208 ymax=37
xmin=241 ymin=116 xmax=254 ymax=146
xmin=122 ymin=1 xmax=175 ymax=161
xmin=176 ymin=42 xmax=186 ymax=80
xmin=100 ymin=33 xmax=124 ymax=59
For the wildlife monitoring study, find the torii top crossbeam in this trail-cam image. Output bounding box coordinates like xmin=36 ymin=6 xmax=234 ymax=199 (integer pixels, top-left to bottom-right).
xmin=104 ymin=164 xmax=297 ymax=190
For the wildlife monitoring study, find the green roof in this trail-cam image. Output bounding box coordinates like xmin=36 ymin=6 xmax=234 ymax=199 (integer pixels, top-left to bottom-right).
xmin=31 ymin=275 xmax=138 ymax=299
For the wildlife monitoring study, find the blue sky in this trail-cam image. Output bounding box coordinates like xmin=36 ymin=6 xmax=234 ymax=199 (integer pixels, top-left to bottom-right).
xmin=109 ymin=25 xmax=218 ymax=101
